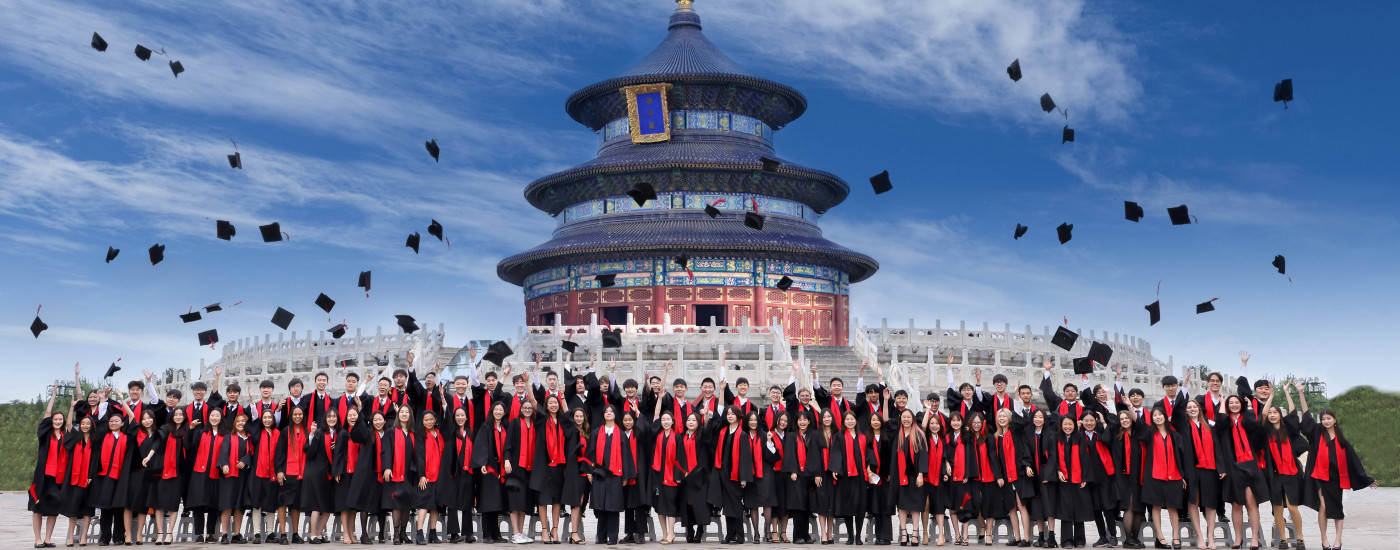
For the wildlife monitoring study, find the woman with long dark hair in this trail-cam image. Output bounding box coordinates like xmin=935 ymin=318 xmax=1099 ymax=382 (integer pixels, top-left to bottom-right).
xmin=333 ymin=406 xmax=365 ymax=545
xmin=590 ymin=404 xmax=638 ymax=545
xmin=764 ymin=413 xmax=791 ymax=543
xmin=244 ymin=409 xmax=279 ymax=544
xmin=347 ymin=410 xmax=388 ymax=543
xmin=893 ymin=408 xmax=927 ymax=546
xmin=1300 ymin=407 xmax=1377 ymax=550
xmin=620 ymin=410 xmax=651 ymax=544
xmin=742 ymin=410 xmax=773 ymax=544
xmin=1018 ymin=408 xmax=1051 ymax=548
xmin=944 ymin=411 xmax=980 ymax=545
xmin=301 ymin=409 xmax=339 ymax=543
xmin=1218 ymin=395 xmax=1266 ymax=550
xmin=813 ymin=408 xmax=837 ymax=544
xmin=865 ymin=403 xmax=895 ymax=546
xmin=1111 ymin=408 xmax=1143 ymax=549
xmin=471 ymin=401 xmax=510 ymax=543
xmin=184 ymin=406 xmax=223 ymax=543
xmin=991 ymin=408 xmax=1027 ymax=547
xmin=274 ymin=406 xmax=308 ymax=544
xmin=681 ymin=410 xmax=716 ymax=543
xmin=1265 ymin=384 xmax=1308 ymax=549
xmin=129 ymin=410 xmax=160 ymax=545
xmin=148 ymin=407 xmax=187 ymax=545
xmin=714 ymin=405 xmax=754 ymax=544
xmin=921 ymin=399 xmax=947 ymax=546
xmin=1133 ymin=405 xmax=1187 ymax=549
xmin=216 ymin=413 xmax=252 ymax=544
xmin=412 ymin=409 xmax=447 ymax=545
xmin=504 ymin=394 xmax=540 ymax=543
xmin=831 ymin=409 xmax=872 ymax=545
xmin=1182 ymin=399 xmax=1224 ymax=550
xmin=650 ymin=409 xmax=681 ymax=544
xmin=564 ymin=407 xmax=592 ymax=544
xmin=30 ymin=391 xmax=68 ymax=548
xmin=445 ymin=406 xmax=477 ymax=543
xmin=379 ymin=405 xmax=419 ymax=544
xmin=1045 ymin=415 xmax=1092 ymax=549
xmin=60 ymin=416 xmax=95 ymax=547
xmin=531 ymin=395 xmax=568 ymax=544
xmin=784 ymin=410 xmax=821 ymax=544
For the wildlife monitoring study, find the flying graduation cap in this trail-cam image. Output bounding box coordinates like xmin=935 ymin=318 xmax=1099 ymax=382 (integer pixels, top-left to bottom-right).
xmin=1056 ymin=223 xmax=1073 ymax=244
xmin=704 ymin=203 xmax=721 ymax=218
xmin=1007 ymin=58 xmax=1021 ymax=82
xmin=428 ymin=220 xmax=444 ymax=241
xmin=1273 ymin=79 xmax=1293 ymax=109
xmin=204 ymin=302 xmax=223 ymax=312
xmin=148 ymin=243 xmax=165 ymax=265
xmin=482 ymin=341 xmax=513 ymax=366
xmin=259 ymin=222 xmax=285 ymax=242
xmin=1051 ymin=326 xmax=1078 ymax=351
xmin=271 ymin=307 xmax=295 ymax=330
xmin=327 ymin=324 xmax=347 ymax=339
xmin=759 ymin=157 xmax=781 ymax=173
xmin=216 ymin=220 xmax=236 ymax=240
xmin=1039 ymin=93 xmax=1056 ymax=113
xmin=227 ymin=151 xmax=241 ymax=169
xmin=626 ymin=182 xmax=657 ymax=207
xmin=103 ymin=362 xmax=121 ymax=380
xmin=91 ymin=32 xmax=108 ymax=52
xmin=596 ymin=274 xmax=617 ymax=288
xmin=1196 ymin=298 xmax=1218 ymax=314
xmin=1272 ymin=255 xmax=1286 ymax=275
xmin=1144 ymin=301 xmax=1161 ymax=326
xmin=395 ymin=315 xmax=419 ymax=334
xmin=744 ymin=211 xmax=765 ymax=231
xmin=1062 ymin=125 xmax=1074 ymax=144
xmin=135 ymin=44 xmax=153 ymax=61
xmin=601 ymin=328 xmax=622 ymax=349
xmin=1088 ymin=341 xmax=1113 ymax=367
xmin=675 ymin=252 xmax=695 ymax=281
xmin=30 ymin=312 xmax=48 ymax=338
xmin=869 ymin=170 xmax=892 ymax=194
xmin=775 ymin=275 xmax=794 ymax=291
xmin=105 ymin=246 xmax=119 ymax=263
xmin=169 ymin=60 xmax=183 ymax=78
xmin=197 ymin=329 xmax=218 ymax=347
xmin=1124 ymin=201 xmax=1144 ymax=222
xmin=315 ymin=293 xmax=335 ymax=313
xmin=179 ymin=311 xmax=202 ymax=323
xmin=560 ymin=340 xmax=578 ymax=354
xmin=1014 ymin=224 xmax=1028 ymax=240
xmin=358 ymin=271 xmax=371 ymax=295
xmin=425 ymin=139 xmax=440 ymax=162
xmin=1167 ymin=205 xmax=1195 ymax=225
xmin=406 ymin=232 xmax=420 ymax=254
xmin=1072 ymin=357 xmax=1094 ymax=375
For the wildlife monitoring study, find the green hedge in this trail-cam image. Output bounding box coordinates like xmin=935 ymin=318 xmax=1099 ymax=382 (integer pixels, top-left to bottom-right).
xmin=0 ymin=399 xmax=47 ymax=491
xmin=1327 ymin=386 xmax=1400 ymax=487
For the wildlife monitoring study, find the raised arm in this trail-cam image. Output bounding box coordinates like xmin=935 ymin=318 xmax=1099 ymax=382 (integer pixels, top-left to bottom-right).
xmin=1293 ymin=380 xmax=1308 ymax=414
xmin=1039 ymin=361 xmax=1063 ymax=410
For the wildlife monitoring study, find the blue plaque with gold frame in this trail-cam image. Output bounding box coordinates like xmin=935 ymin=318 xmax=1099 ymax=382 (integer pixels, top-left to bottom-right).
xmin=622 ymin=83 xmax=674 ymax=144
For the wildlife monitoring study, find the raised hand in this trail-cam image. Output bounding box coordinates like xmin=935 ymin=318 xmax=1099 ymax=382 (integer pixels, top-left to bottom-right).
xmin=947 ymin=353 xmax=954 ymax=367
xmin=406 ymin=351 xmax=416 ymax=368
xmin=860 ymin=359 xmax=868 ymax=374
xmin=1293 ymin=380 xmax=1304 ymax=393
xmin=1043 ymin=360 xmax=1053 ymax=372
xmin=1238 ymin=351 xmax=1250 ymax=367
xmin=974 ymin=368 xmax=983 ymax=385
xmin=469 ymin=347 xmax=478 ymax=360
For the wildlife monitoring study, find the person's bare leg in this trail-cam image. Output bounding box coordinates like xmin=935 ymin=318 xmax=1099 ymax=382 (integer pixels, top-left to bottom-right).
xmin=1315 ymin=494 xmax=1328 ymax=548
xmin=1285 ymin=502 xmax=1302 ymax=544
xmin=1244 ymin=489 xmax=1261 ymax=548
xmin=1230 ymin=503 xmax=1245 ymax=547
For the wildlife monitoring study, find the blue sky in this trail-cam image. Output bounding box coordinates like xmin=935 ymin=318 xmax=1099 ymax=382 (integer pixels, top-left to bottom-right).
xmin=2 ymin=0 xmax=1396 ymax=401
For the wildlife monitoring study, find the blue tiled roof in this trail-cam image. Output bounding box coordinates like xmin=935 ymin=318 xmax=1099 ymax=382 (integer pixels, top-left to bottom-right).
xmin=565 ymin=8 xmax=806 ymax=129
xmin=496 ymin=210 xmax=879 ymax=286
xmin=524 ymin=138 xmax=850 ymax=214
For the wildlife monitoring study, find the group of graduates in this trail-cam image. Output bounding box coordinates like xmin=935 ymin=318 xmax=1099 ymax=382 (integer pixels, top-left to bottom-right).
xmin=27 ymin=351 xmax=1376 ymax=550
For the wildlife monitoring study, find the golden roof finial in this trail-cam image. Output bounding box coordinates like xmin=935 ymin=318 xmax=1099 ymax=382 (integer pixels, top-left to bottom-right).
xmin=676 ymin=0 xmax=694 ymax=12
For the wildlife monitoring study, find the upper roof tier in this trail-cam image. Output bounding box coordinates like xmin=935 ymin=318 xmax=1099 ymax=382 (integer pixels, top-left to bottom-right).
xmin=565 ymin=6 xmax=807 ymax=131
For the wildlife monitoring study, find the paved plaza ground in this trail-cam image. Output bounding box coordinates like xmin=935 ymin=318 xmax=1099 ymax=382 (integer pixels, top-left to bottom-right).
xmin=2 ymin=490 xmax=1396 ymax=548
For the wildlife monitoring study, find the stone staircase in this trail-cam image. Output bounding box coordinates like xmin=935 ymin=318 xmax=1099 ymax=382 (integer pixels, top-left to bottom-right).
xmin=795 ymin=345 xmax=873 ymax=389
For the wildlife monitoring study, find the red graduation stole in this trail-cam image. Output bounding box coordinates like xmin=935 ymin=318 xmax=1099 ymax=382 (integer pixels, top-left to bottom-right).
xmin=508 ymin=394 xmax=527 ymax=422
xmin=844 ymin=432 xmax=867 ymax=479
xmin=225 ymin=434 xmax=247 ymax=478
xmin=1058 ymin=400 xmax=1082 ymax=419
xmin=545 ymin=418 xmax=565 ymax=466
xmin=457 ymin=429 xmax=474 ymax=472
xmin=388 ymin=429 xmax=412 ymax=482
xmin=1191 ymin=421 xmax=1215 ymax=470
xmin=653 ymin=431 xmax=679 ymax=486
xmin=255 ymin=428 xmax=278 ymax=479
xmin=764 ymin=403 xmax=785 ymax=431
xmin=285 ymin=428 xmax=306 ymax=477
xmin=1001 ymin=433 xmax=1019 ymax=483
xmin=1161 ymin=397 xmax=1174 ymax=420
xmin=163 ymin=433 xmax=182 ymax=479
xmin=1310 ymin=435 xmax=1351 ymax=489
xmin=489 ymin=425 xmax=506 ymax=480
xmin=749 ymin=433 xmax=765 ymax=479
xmin=372 ymin=396 xmax=394 ymax=418
xmin=451 ymin=394 xmax=476 ymax=433
xmin=896 ymin=429 xmax=914 ymax=485
xmin=1269 ymin=436 xmax=1298 ymax=476
xmin=192 ymin=431 xmax=217 ymax=475
xmin=44 ymin=433 xmax=66 ymax=478
xmin=1151 ymin=433 xmax=1182 ymax=481
xmin=517 ymin=420 xmax=535 ymax=470
xmin=950 ymin=434 xmax=968 ymax=481
xmin=1230 ymin=415 xmax=1254 ymax=462
xmin=423 ymin=430 xmax=442 ymax=482
xmin=126 ymin=400 xmax=144 ymax=421
xmin=925 ymin=433 xmax=943 ymax=486
xmin=346 ymin=432 xmax=360 ymax=474
xmin=796 ymin=432 xmax=809 ymax=473
xmin=976 ymin=437 xmax=995 ymax=482
xmin=769 ymin=431 xmax=784 ymax=472
xmin=1058 ymin=436 xmax=1081 ymax=483
xmin=714 ymin=427 xmax=744 ymax=481
xmin=595 ymin=427 xmax=624 ymax=477
xmin=993 ymin=394 xmax=1012 ymax=413
xmin=68 ymin=439 xmax=93 ymax=488
xmin=870 ymin=434 xmax=883 ymax=484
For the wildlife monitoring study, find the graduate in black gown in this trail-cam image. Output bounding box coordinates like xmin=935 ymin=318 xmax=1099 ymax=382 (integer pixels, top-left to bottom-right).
xmin=921 ymin=399 xmax=948 ymax=546
xmin=444 ymin=406 xmax=477 ymax=543
xmin=681 ymin=409 xmax=717 ymax=543
xmin=1043 ymin=415 xmax=1093 ymax=549
xmin=1218 ymin=395 xmax=1267 ymax=549
xmin=621 ymin=409 xmax=655 ymax=543
xmin=590 ymin=404 xmax=638 ymax=545
xmin=127 ymin=410 xmax=160 ymax=545
xmin=813 ymin=408 xmax=838 ymax=544
xmin=332 ymin=406 xmax=367 ymax=545
xmin=891 ymin=408 xmax=928 ymax=546
xmin=301 ymin=410 xmax=339 ymax=544
xmin=864 ymin=404 xmax=895 ymax=545
xmin=60 ymin=416 xmax=96 ymax=546
xmin=89 ymin=405 xmax=136 ymax=546
xmin=1132 ymin=405 xmax=1187 ymax=549
xmin=274 ymin=406 xmax=310 ymax=544
xmin=830 ymin=410 xmax=872 ymax=544
xmin=412 ymin=409 xmax=448 ymax=545
xmin=1299 ymin=408 xmax=1376 ymax=550
xmin=503 ymin=395 xmax=541 ymax=543
xmin=471 ymin=401 xmax=511 ymax=543
xmin=649 ymin=408 xmax=682 ymax=544
xmin=741 ymin=411 xmax=774 ymax=543
xmin=711 ymin=405 xmax=755 ymax=544
xmin=563 ymin=407 xmax=592 ymax=544
xmin=29 ymin=393 xmax=68 ymax=548
xmin=1181 ymin=399 xmax=1225 ymax=550
xmin=1016 ymin=409 xmax=1051 ymax=548
xmin=216 ymin=412 xmax=253 ymax=544
xmin=148 ymin=407 xmax=187 ymax=545
xmin=1267 ymin=384 xmax=1311 ymax=549
xmin=530 ymin=395 xmax=569 ymax=544
xmin=943 ymin=412 xmax=981 ymax=544
xmin=348 ymin=411 xmax=389 ymax=543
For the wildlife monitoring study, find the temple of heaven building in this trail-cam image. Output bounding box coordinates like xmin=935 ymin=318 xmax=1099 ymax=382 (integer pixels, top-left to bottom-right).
xmin=496 ymin=0 xmax=878 ymax=346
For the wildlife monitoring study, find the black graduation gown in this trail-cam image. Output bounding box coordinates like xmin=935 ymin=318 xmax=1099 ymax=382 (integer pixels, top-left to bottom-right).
xmin=378 ymin=427 xmax=421 ymax=511
xmin=983 ymin=431 xmax=1019 ymax=519
xmin=1217 ymin=412 xmax=1268 ymax=504
xmin=865 ymin=428 xmax=895 ymax=516
xmin=273 ymin=426 xmax=308 ymax=507
xmin=147 ymin=426 xmax=186 ymax=512
xmin=412 ymin=428 xmax=449 ymax=509
xmin=1042 ymin=431 xmax=1096 ymax=522
xmin=1181 ymin=417 xmax=1225 ymax=507
xmin=503 ymin=415 xmax=540 ymax=511
xmin=331 ymin=426 xmax=362 ymax=512
xmin=829 ymin=430 xmax=871 ymax=517
xmin=677 ymin=430 xmax=712 ymax=525
xmin=943 ymin=431 xmax=981 ymax=520
xmin=589 ymin=425 xmax=638 ymax=513
xmin=300 ymin=427 xmax=337 ymax=513
xmin=1298 ymin=413 xmax=1374 ymax=519
xmin=741 ymin=428 xmax=775 ymax=510
xmin=344 ymin=424 xmax=384 ymax=513
xmin=182 ymin=427 xmax=221 ymax=510
xmin=127 ymin=428 xmax=161 ymax=511
xmin=560 ymin=422 xmax=591 ymax=509
xmin=528 ymin=412 xmax=569 ymax=504
xmin=1135 ymin=425 xmax=1188 ymax=510
xmin=216 ymin=432 xmax=253 ymax=511
xmin=88 ymin=426 xmax=136 ymax=511
xmin=709 ymin=424 xmax=754 ymax=517
xmin=28 ymin=416 xmax=65 ymax=516
xmin=1261 ymin=414 xmax=1307 ymax=506
xmin=1017 ymin=427 xmax=1051 ymax=520
xmin=782 ymin=430 xmax=823 ymax=512
xmin=59 ymin=432 xmax=96 ymax=518
xmin=624 ymin=420 xmax=657 ymax=510
xmin=470 ymin=423 xmax=510 ymax=514
xmin=649 ymin=428 xmax=687 ymax=518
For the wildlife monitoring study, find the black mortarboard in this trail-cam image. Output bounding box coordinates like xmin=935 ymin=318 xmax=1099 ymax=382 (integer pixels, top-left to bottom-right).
xmin=1144 ymin=301 xmax=1161 ymax=326
xmin=169 ymin=60 xmax=183 ymax=78
xmin=1062 ymin=125 xmax=1074 ymax=144
xmin=759 ymin=157 xmax=781 ymax=173
xmin=775 ymin=276 xmax=794 ymax=292
xmin=328 ymin=324 xmax=347 ymax=339
xmin=482 ymin=341 xmax=513 ymax=366
xmin=358 ymin=271 xmax=372 ymax=293
xmin=30 ymin=316 xmax=47 ymax=338
xmin=1040 ymin=93 xmax=1056 ymax=113
xmin=134 ymin=44 xmax=152 ymax=61
xmin=425 ymin=139 xmax=440 ymax=162
xmin=1124 ymin=201 xmax=1144 ymax=222
xmin=204 ymin=302 xmax=222 ymax=312
xmin=504 ymin=475 xmax=526 ymax=490
xmin=180 ymin=311 xmax=202 ymax=323
xmin=1273 ymin=78 xmax=1293 ymax=108
xmin=1014 ymin=224 xmax=1028 ymax=240
xmin=1272 ymin=255 xmax=1285 ymax=275
xmin=596 ymin=274 xmax=616 ymax=287
xmin=1072 ymin=357 xmax=1094 ymax=375
xmin=1196 ymin=300 xmax=1216 ymax=314
xmin=427 ymin=219 xmax=443 ymax=241
xmin=1088 ymin=341 xmax=1113 ymax=366
xmin=271 ymin=307 xmax=295 ymax=330
xmin=602 ymin=328 xmax=622 ymax=349
xmin=315 ymin=293 xmax=335 ymax=313
xmin=1167 ymin=205 xmax=1192 ymax=225
xmin=560 ymin=340 xmax=578 ymax=353
xmin=704 ymin=204 xmax=721 ymax=218
xmin=395 ymin=314 xmax=418 ymax=334
xmin=148 ymin=243 xmax=165 ymax=265
xmin=105 ymin=246 xmax=119 ymax=263
xmin=1051 ymin=326 xmax=1078 ymax=351
xmin=1007 ymin=58 xmax=1022 ymax=82
xmin=91 ymin=33 xmax=108 ymax=52
xmin=626 ymin=182 xmax=657 ymax=207
xmin=216 ymin=220 xmax=235 ymax=240
xmin=674 ymin=253 xmax=689 ymax=269
xmin=259 ymin=222 xmax=283 ymax=242
xmin=104 ymin=362 xmax=121 ymax=379
xmin=1056 ymin=223 xmax=1073 ymax=244
xmin=406 ymin=232 xmax=420 ymax=254
xmin=227 ymin=151 xmax=241 ymax=169
xmin=869 ymin=170 xmax=893 ymax=195
xmin=744 ymin=211 xmax=766 ymax=231
xmin=198 ymin=329 xmax=218 ymax=347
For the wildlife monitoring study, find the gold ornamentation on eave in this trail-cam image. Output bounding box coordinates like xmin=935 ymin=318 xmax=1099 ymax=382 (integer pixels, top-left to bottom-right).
xmin=622 ymin=83 xmax=675 ymax=144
